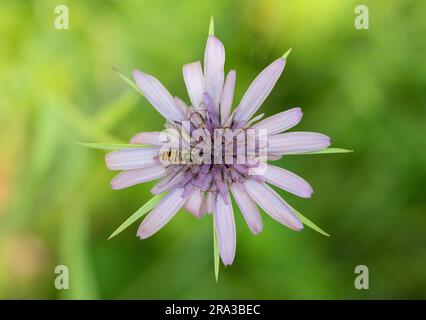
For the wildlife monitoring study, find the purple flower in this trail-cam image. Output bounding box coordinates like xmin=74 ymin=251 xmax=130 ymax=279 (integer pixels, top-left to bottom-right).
xmin=105 ymin=22 xmax=333 ymax=267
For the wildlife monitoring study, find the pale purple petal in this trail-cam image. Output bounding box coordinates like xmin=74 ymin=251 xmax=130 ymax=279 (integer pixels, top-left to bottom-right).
xmin=129 ymin=131 xmax=163 ymax=145
xmin=244 ymin=179 xmax=303 ymax=231
xmin=197 ymin=194 xmax=208 ymax=218
xmin=111 ymin=164 xmax=167 ymax=190
xmin=174 ymin=96 xmax=189 ymax=115
xmin=206 ymin=191 xmax=215 ymax=214
xmin=214 ymin=192 xmax=236 ymax=266
xmin=230 ymin=183 xmax=263 ymax=234
xmin=264 ymin=164 xmax=313 ymax=198
xmin=252 ymin=107 xmax=302 ymax=135
xmin=105 ymin=147 xmax=160 ymax=170
xmin=133 ymin=70 xmax=185 ymax=121
xmin=183 ymin=61 xmax=204 ymax=109
xmin=220 ymin=70 xmax=236 ymax=125
xmin=184 ymin=188 xmax=205 ymax=218
xmin=268 ymin=132 xmax=331 ymax=154
xmin=137 ymin=187 xmax=186 ymax=239
xmin=151 ymin=168 xmax=186 ymax=194
xmin=204 ymin=36 xmax=225 ymax=113
xmin=267 ymin=154 xmax=283 ymax=161
xmin=203 ymin=93 xmax=219 ymax=127
xmin=233 ymin=58 xmax=285 ymax=123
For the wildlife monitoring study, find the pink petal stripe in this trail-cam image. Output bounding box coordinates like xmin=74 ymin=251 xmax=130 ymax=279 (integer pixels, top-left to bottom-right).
xmin=233 ymin=58 xmax=285 ymax=123
xmin=111 ymin=164 xmax=166 ymax=190
xmin=264 ymin=164 xmax=313 ymax=198
xmin=133 ymin=70 xmax=185 ymax=122
xmin=137 ymin=187 xmax=187 ymax=239
xmin=268 ymin=132 xmax=331 ymax=154
xmin=105 ymin=147 xmax=160 ymax=170
xmin=252 ymin=107 xmax=303 ymax=135
xmin=220 ymin=70 xmax=236 ymax=125
xmin=244 ymin=179 xmax=303 ymax=231
xmin=230 ymin=183 xmax=263 ymax=234
xmin=214 ymin=192 xmax=236 ymax=266
xmin=204 ymin=36 xmax=225 ymax=113
xmin=183 ymin=61 xmax=205 ymax=109
xmin=129 ymin=131 xmax=163 ymax=145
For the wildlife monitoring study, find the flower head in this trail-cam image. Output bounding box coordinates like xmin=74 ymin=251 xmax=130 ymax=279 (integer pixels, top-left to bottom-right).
xmin=105 ymin=20 xmax=334 ymax=267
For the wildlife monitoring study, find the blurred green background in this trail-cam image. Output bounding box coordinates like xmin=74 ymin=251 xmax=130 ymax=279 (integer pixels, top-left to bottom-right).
xmin=1 ymin=0 xmax=425 ymax=299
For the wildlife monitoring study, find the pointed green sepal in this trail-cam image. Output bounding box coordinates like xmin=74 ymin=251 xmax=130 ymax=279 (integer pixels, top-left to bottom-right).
xmin=209 ymin=16 xmax=215 ymax=36
xmin=292 ymin=207 xmax=330 ymax=237
xmin=293 ymin=147 xmax=354 ymax=155
xmin=113 ymin=68 xmax=140 ymax=93
xmin=108 ymin=193 xmax=165 ymax=240
xmin=213 ymin=217 xmax=220 ymax=282
xmin=78 ymin=142 xmax=148 ymax=151
xmin=282 ymin=47 xmax=293 ymax=60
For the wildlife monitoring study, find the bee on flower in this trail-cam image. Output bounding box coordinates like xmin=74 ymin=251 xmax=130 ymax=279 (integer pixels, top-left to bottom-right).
xmin=99 ymin=18 xmax=350 ymax=269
